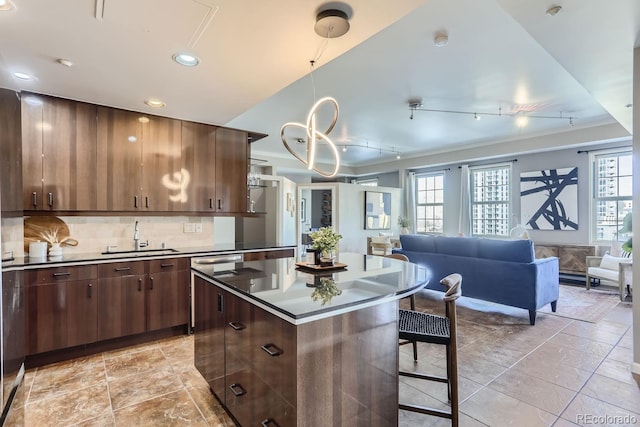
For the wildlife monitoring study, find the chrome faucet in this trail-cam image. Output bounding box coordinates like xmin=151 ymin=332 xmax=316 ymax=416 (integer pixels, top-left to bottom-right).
xmin=133 ymin=221 xmax=148 ymax=250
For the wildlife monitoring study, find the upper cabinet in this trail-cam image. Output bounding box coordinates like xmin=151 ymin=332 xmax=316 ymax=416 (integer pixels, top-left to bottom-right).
xmin=0 ymin=89 xmax=22 ymax=216
xmin=181 ymin=121 xmax=217 ymax=212
xmin=22 ymin=93 xmax=98 ymax=212
xmin=20 ymin=93 xmax=258 ymax=215
xmin=215 ymin=127 xmax=248 ymax=213
xmin=96 ymin=107 xmax=182 ymax=212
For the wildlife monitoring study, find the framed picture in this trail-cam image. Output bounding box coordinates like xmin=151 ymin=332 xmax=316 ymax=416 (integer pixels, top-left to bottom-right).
xmin=300 ymin=198 xmax=306 ymax=222
xmin=364 ymin=191 xmax=391 ymax=230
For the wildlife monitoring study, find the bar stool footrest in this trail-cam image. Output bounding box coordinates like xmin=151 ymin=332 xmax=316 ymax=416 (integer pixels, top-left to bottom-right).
xmin=399 ymin=370 xmax=448 ymax=383
xmin=399 ymin=403 xmax=452 ymax=419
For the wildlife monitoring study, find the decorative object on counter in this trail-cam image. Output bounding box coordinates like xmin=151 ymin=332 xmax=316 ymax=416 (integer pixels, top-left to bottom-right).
xmin=310 ymin=276 xmax=342 ymax=305
xmin=28 ymin=241 xmax=47 ymax=259
xmin=308 ymin=226 xmax=342 ymax=266
xmin=24 ymin=216 xmax=78 ymax=252
xmin=48 ymin=243 xmax=62 ymax=258
xmin=398 ymin=216 xmax=411 ymax=234
xmin=305 ymin=248 xmax=320 ymax=266
xmin=295 ymin=261 xmax=347 ymax=272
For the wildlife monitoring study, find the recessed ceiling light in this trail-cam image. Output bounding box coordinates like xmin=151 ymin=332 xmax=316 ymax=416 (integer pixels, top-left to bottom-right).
xmin=13 ymin=72 xmax=34 ymax=81
xmin=57 ymin=58 xmax=74 ymax=67
xmin=144 ymin=98 xmax=165 ymax=108
xmin=434 ymin=32 xmax=449 ymax=47
xmin=546 ymin=5 xmax=562 ymax=16
xmin=172 ymin=53 xmax=199 ymax=67
xmin=0 ymin=0 xmax=15 ymax=12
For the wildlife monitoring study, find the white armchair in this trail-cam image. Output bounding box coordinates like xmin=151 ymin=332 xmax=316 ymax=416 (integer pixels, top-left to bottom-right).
xmin=586 ymin=254 xmax=633 ymax=301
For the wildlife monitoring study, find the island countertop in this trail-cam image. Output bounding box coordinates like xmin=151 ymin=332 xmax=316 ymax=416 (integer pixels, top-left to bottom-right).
xmin=192 ymin=252 xmax=430 ymax=325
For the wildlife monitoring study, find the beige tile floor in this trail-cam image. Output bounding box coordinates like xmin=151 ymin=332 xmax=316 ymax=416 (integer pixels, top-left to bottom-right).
xmin=13 ymin=287 xmax=639 ymax=426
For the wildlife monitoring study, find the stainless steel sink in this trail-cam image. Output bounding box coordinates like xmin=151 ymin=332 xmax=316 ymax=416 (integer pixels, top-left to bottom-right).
xmin=101 ymin=248 xmax=179 ymax=255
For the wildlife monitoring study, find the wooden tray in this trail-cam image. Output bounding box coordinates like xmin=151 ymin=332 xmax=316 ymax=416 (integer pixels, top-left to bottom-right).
xmin=295 ymin=262 xmax=347 ymax=272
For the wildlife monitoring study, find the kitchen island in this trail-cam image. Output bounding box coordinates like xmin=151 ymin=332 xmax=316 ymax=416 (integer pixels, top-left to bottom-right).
xmin=192 ymin=252 xmax=430 ymax=427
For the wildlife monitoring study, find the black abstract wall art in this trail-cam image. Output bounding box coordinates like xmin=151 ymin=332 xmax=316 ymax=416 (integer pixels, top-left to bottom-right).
xmin=520 ymin=167 xmax=578 ymax=230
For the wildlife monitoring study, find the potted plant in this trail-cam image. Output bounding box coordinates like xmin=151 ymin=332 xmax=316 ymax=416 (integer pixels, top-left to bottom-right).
xmin=619 ymin=212 xmax=632 ymax=253
xmin=398 ymin=216 xmax=411 ymax=235
xmin=309 ymin=226 xmax=342 ymax=266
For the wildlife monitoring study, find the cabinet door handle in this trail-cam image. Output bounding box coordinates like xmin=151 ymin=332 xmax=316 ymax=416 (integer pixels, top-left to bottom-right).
xmin=217 ymin=293 xmax=223 ymax=312
xmin=228 ymin=321 xmax=245 ymax=331
xmin=87 ymin=283 xmax=93 ymax=298
xmin=209 ymin=198 xmax=213 ymax=209
xmin=217 ymin=199 xmax=221 ymax=210
xmin=160 ymin=263 xmax=174 ymax=268
xmin=138 ymin=278 xmax=142 ymax=291
xmin=32 ymin=192 xmax=37 ymax=207
xmin=114 ymin=267 xmax=131 ymax=272
xmin=229 ymin=383 xmax=245 ymax=397
xmin=261 ymin=419 xmax=279 ymax=427
xmin=48 ymin=192 xmax=53 ymax=207
xmin=149 ymin=276 xmax=154 ymax=290
xmin=261 ymin=343 xmax=283 ymax=357
xmin=52 ymin=272 xmax=71 ymax=277
xmin=145 ymin=196 xmax=149 ymax=208
xmin=134 ymin=196 xmax=139 ymax=208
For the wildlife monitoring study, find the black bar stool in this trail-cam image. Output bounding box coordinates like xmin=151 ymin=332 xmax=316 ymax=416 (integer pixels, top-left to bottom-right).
xmin=398 ymin=273 xmax=462 ymax=426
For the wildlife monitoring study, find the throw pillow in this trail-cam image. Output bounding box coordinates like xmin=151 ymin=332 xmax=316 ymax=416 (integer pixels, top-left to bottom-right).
xmin=599 ymin=253 xmax=621 ymax=271
xmin=379 ymin=232 xmax=394 ymax=237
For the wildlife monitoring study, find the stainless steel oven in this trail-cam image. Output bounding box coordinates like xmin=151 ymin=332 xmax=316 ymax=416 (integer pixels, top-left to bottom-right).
xmin=189 ymin=253 xmax=243 ymax=332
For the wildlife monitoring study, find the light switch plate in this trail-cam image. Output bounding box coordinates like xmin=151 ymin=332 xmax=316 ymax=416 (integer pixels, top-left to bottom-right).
xmin=195 ymin=223 xmax=203 ymax=233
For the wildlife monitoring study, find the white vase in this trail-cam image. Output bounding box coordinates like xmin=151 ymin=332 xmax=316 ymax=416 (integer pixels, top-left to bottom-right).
xmin=49 ymin=243 xmax=62 ymax=258
xmin=400 ymin=227 xmax=409 ymax=235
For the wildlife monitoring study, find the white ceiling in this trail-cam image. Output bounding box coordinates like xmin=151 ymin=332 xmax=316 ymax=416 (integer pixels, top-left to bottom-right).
xmin=1 ymin=0 xmax=638 ymax=175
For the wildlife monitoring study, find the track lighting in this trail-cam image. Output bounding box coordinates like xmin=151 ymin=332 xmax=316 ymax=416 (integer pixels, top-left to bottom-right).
xmin=337 ymin=143 xmax=401 ymax=159
xmin=407 ymin=99 xmax=576 ymax=127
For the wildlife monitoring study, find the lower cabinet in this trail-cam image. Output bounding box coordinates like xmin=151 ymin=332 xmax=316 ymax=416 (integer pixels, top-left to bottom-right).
xmin=194 ymin=276 xmax=296 ymax=426
xmin=98 ymin=258 xmax=189 ymax=340
xmin=25 ymin=265 xmax=98 ymax=354
xmin=26 ymin=259 xmax=189 ymax=357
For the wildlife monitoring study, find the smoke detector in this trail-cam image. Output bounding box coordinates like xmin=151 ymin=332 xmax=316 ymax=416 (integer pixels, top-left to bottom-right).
xmin=314 ymin=9 xmax=350 ymax=38
xmin=546 ymin=5 xmax=562 ymax=16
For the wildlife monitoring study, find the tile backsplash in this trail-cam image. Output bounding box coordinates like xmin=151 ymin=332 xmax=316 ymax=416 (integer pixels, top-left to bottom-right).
xmin=4 ymin=215 xmax=236 ymax=257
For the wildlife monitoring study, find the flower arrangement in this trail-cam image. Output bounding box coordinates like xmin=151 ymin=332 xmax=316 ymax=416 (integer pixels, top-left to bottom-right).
xmin=38 ymin=227 xmax=71 ymax=247
xmin=619 ymin=212 xmax=632 ymax=253
xmin=309 ymin=227 xmax=342 ymax=257
xmin=398 ymin=216 xmax=410 ymax=228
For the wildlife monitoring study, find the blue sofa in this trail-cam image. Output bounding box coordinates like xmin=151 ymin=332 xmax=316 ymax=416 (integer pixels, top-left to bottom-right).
xmin=395 ymin=234 xmax=559 ymax=325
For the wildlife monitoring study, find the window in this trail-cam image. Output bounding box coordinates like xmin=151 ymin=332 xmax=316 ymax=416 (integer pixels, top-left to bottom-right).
xmin=592 ymin=150 xmax=632 ymax=242
xmin=471 ymin=165 xmax=510 ymax=237
xmin=415 ymin=173 xmax=444 ymax=233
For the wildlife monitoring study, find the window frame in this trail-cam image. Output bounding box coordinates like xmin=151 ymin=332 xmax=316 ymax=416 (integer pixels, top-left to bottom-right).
xmin=590 ymin=148 xmax=633 ymax=244
xmin=470 ymin=163 xmax=512 ymax=238
xmin=414 ymin=172 xmax=445 ymax=234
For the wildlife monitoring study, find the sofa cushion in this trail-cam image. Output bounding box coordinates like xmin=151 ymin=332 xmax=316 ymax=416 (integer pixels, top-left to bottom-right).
xmin=477 ymin=238 xmax=535 ymax=263
xmin=588 ymin=266 xmax=618 ymax=281
xmin=599 ymin=253 xmax=630 ymax=271
xmin=434 ymin=236 xmax=478 ymax=258
xmin=399 ymin=234 xmax=436 ymax=253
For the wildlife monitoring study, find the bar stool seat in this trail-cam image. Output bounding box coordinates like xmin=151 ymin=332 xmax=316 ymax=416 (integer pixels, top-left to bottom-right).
xmin=399 ymin=273 xmax=462 ymax=426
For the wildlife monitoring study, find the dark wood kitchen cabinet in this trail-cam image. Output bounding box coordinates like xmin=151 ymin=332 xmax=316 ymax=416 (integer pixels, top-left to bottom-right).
xmin=96 ymin=107 xmax=182 ymax=212
xmin=194 ymin=276 xmax=296 ymax=426
xmin=97 ymin=261 xmax=147 ymax=341
xmin=147 ymin=258 xmax=189 ymax=331
xmin=25 ymin=265 xmax=98 ymax=355
xmin=0 ymin=88 xmax=23 ymax=216
xmin=214 ymin=127 xmax=248 ymax=213
xmin=98 ymin=258 xmax=189 ymax=341
xmin=21 ymin=93 xmax=98 ymax=212
xmin=180 ymin=121 xmax=217 ymax=212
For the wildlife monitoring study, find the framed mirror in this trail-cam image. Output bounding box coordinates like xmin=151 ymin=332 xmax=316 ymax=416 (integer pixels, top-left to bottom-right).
xmin=364 ymin=191 xmax=391 ymax=230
